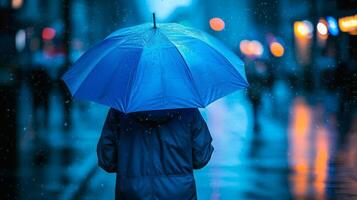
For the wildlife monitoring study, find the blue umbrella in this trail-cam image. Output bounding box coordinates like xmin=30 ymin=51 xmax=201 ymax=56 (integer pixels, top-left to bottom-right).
xmin=62 ymin=15 xmax=248 ymax=113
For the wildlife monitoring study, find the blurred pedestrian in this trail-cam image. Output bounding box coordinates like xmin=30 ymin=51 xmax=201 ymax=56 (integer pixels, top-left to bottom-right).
xmin=97 ymin=108 xmax=214 ymax=199
xmin=28 ymin=64 xmax=52 ymax=129
xmin=335 ymin=62 xmax=356 ymax=138
xmin=58 ymin=65 xmax=73 ymax=131
xmin=246 ymin=60 xmax=267 ymax=132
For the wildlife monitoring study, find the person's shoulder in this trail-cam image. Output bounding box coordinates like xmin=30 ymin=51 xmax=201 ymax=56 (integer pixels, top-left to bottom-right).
xmin=176 ymin=108 xmax=200 ymax=122
xmin=178 ymin=108 xmax=198 ymax=114
xmin=108 ymin=108 xmax=125 ymax=119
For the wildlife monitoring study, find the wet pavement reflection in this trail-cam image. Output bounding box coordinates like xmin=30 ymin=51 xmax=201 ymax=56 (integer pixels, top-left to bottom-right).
xmin=288 ymin=97 xmax=334 ymax=200
xmin=2 ymin=0 xmax=356 ymax=199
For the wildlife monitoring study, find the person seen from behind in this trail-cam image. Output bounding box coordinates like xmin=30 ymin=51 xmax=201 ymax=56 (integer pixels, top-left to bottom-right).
xmin=97 ymin=108 xmax=214 ymax=200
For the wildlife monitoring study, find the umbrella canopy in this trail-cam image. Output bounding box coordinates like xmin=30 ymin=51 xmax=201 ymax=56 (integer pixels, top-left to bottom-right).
xmin=62 ymin=22 xmax=248 ymax=113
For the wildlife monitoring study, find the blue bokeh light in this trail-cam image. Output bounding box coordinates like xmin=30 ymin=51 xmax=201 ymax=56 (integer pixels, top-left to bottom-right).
xmin=326 ymin=16 xmax=339 ymax=36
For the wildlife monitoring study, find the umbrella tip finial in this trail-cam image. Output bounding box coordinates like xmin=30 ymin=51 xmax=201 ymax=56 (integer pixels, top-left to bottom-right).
xmin=152 ymin=13 xmax=157 ymax=29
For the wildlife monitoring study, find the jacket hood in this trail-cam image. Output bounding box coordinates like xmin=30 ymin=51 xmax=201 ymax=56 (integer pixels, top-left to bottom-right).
xmin=129 ymin=109 xmax=183 ymax=125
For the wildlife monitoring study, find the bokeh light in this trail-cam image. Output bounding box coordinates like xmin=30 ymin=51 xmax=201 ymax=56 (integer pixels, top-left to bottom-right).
xmin=317 ymin=22 xmax=328 ymax=35
xmin=42 ymin=27 xmax=56 ymax=40
xmin=209 ymin=17 xmax=225 ymax=31
xmin=294 ymin=21 xmax=313 ymax=65
xmin=15 ymin=29 xmax=26 ymax=52
xmin=270 ymin=42 xmax=285 ymax=57
xmin=250 ymin=40 xmax=263 ymax=57
xmin=240 ymin=40 xmax=264 ymax=58
xmin=326 ymin=16 xmax=339 ymax=36
xmin=339 ymin=15 xmax=357 ymax=34
xmin=2 ymin=1 xmax=357 ymax=200
xmin=317 ymin=19 xmax=328 ymax=45
xmin=12 ymin=0 xmax=23 ymax=9
xmin=294 ymin=21 xmax=313 ymax=39
xmin=317 ymin=19 xmax=328 ymax=46
xmin=239 ymin=40 xmax=249 ymax=54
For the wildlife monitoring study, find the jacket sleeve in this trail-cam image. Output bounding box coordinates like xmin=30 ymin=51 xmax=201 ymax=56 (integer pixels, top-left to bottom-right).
xmin=191 ymin=109 xmax=214 ymax=169
xmin=97 ymin=109 xmax=118 ymax=173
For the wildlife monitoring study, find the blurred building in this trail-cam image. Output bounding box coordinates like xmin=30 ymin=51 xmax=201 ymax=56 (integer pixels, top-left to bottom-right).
xmin=280 ymin=0 xmax=356 ymax=90
xmin=0 ymin=0 xmax=356 ymax=199
xmin=0 ymin=1 xmax=20 ymax=199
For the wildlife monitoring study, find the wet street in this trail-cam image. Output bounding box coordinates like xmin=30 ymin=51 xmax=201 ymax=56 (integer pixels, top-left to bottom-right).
xmin=2 ymin=0 xmax=356 ymax=199
xmin=15 ymin=80 xmax=357 ymax=200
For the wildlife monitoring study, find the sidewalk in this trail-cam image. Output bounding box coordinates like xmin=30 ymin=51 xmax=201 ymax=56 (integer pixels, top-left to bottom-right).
xmin=17 ymin=81 xmax=357 ymax=199
xmin=77 ymin=89 xmax=292 ymax=199
xmin=17 ymin=84 xmax=107 ymax=200
xmin=195 ymin=90 xmax=291 ymax=199
xmin=76 ymin=81 xmax=357 ymax=199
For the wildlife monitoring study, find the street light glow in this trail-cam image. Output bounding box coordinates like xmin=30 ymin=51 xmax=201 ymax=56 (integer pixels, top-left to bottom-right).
xmin=326 ymin=16 xmax=339 ymax=36
xmin=250 ymin=40 xmax=263 ymax=57
xmin=15 ymin=29 xmax=26 ymax=52
xmin=317 ymin=19 xmax=328 ymax=46
xmin=317 ymin=22 xmax=328 ymax=35
xmin=294 ymin=21 xmax=313 ymax=39
xmin=42 ymin=27 xmax=56 ymax=40
xmin=12 ymin=0 xmax=23 ymax=9
xmin=270 ymin=42 xmax=284 ymax=57
xmin=239 ymin=40 xmax=263 ymax=58
xmin=339 ymin=15 xmax=357 ymax=34
xmin=209 ymin=18 xmax=225 ymax=31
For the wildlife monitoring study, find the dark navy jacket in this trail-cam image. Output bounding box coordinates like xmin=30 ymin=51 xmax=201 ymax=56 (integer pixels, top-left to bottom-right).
xmin=97 ymin=108 xmax=214 ymax=200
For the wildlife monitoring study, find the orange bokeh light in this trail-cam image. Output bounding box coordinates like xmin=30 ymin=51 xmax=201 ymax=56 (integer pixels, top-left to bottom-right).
xmin=314 ymin=126 xmax=329 ymax=199
xmin=270 ymin=42 xmax=284 ymax=57
xmin=239 ymin=40 xmax=263 ymax=58
xmin=209 ymin=18 xmax=225 ymax=31
xmin=12 ymin=0 xmax=23 ymax=9
xmin=317 ymin=19 xmax=329 ymax=46
xmin=339 ymin=15 xmax=357 ymax=33
xmin=294 ymin=21 xmax=313 ymax=39
xmin=289 ymin=98 xmax=312 ymax=197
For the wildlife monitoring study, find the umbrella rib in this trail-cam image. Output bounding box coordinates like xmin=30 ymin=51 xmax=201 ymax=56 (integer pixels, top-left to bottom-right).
xmin=123 ymin=48 xmax=145 ymax=112
xmin=72 ymin=40 xmax=122 ymax=97
xmin=184 ymin=34 xmax=248 ymax=86
xmin=159 ymin=33 xmax=205 ymax=107
xmin=124 ymin=29 xmax=157 ymax=111
xmin=96 ymin=48 xmax=142 ymax=111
